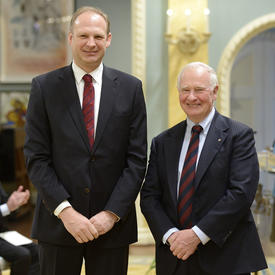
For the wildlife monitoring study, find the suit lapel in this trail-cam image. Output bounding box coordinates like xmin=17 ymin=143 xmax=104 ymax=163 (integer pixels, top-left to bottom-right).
xmin=92 ymin=66 xmax=116 ymax=152
xmin=59 ymin=66 xmax=91 ymax=152
xmin=164 ymin=122 xmax=186 ymax=207
xmin=58 ymin=65 xmax=117 ymax=153
xmin=194 ymin=112 xmax=229 ymax=189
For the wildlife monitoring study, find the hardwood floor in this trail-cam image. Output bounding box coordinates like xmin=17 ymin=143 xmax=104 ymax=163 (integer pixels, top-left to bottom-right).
xmin=5 ymin=206 xmax=34 ymax=239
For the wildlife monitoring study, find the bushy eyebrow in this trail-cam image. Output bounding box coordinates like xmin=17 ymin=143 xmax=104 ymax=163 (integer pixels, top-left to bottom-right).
xmin=182 ymin=85 xmax=208 ymax=89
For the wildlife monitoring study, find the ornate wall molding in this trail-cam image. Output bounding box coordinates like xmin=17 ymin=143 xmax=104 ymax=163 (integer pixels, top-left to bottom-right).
xmin=168 ymin=0 xmax=208 ymax=127
xmin=217 ymin=13 xmax=275 ymax=116
xmin=131 ymin=0 xmax=146 ymax=93
xmin=132 ymin=0 xmax=154 ymax=245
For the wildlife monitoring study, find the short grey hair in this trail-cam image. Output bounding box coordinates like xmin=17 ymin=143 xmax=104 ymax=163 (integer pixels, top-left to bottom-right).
xmin=177 ymin=62 xmax=218 ymax=91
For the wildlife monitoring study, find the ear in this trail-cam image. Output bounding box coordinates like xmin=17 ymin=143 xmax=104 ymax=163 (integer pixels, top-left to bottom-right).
xmin=68 ymin=32 xmax=73 ymax=46
xmin=213 ymin=85 xmax=219 ymax=100
xmin=106 ymin=32 xmax=112 ymax=48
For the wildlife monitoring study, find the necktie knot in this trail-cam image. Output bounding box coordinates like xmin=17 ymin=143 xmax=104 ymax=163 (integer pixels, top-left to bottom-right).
xmin=192 ymin=125 xmax=203 ymax=134
xmin=83 ymin=74 xmax=93 ymax=84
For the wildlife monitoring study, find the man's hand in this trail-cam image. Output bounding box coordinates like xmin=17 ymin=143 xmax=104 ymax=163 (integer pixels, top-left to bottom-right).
xmin=90 ymin=211 xmax=117 ymax=236
xmin=59 ymin=207 xmax=99 ymax=243
xmin=7 ymin=185 xmax=30 ymax=212
xmin=168 ymin=229 xmax=201 ymax=261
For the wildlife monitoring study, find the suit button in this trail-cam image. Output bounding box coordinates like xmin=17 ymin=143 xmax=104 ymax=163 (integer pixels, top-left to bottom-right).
xmin=84 ymin=188 xmax=90 ymax=194
xmin=91 ymin=156 xmax=96 ymax=161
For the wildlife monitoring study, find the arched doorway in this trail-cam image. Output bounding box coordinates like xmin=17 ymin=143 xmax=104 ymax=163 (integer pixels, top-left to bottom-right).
xmin=216 ymin=13 xmax=275 ymax=116
xmin=217 ymin=14 xmax=275 ymax=270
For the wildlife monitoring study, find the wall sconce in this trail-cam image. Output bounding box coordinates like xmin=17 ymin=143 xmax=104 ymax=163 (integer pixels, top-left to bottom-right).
xmin=165 ymin=8 xmax=211 ymax=54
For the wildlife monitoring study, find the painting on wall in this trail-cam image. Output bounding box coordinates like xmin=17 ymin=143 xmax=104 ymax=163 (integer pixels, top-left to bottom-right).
xmin=0 ymin=0 xmax=74 ymax=83
xmin=0 ymin=92 xmax=29 ymax=128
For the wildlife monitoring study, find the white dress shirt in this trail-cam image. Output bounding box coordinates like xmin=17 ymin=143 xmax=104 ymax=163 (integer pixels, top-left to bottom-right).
xmin=0 ymin=204 xmax=10 ymax=216
xmin=163 ymin=107 xmax=216 ymax=245
xmin=72 ymin=61 xmax=103 ymax=136
xmin=54 ymin=62 xmax=103 ymax=217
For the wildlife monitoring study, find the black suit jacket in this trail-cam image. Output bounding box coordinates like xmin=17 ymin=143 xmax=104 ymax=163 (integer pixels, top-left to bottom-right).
xmin=24 ymin=65 xmax=147 ymax=247
xmin=0 ymin=183 xmax=9 ymax=232
xmin=141 ymin=111 xmax=267 ymax=275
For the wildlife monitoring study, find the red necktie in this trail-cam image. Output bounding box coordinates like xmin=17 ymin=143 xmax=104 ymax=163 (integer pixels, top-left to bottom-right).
xmin=82 ymin=74 xmax=95 ymax=148
xmin=177 ymin=125 xmax=203 ymax=229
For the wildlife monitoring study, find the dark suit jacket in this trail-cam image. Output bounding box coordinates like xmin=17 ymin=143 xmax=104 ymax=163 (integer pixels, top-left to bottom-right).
xmin=0 ymin=183 xmax=9 ymax=232
xmin=24 ymin=65 xmax=147 ymax=247
xmin=141 ymin=111 xmax=267 ymax=275
xmin=0 ymin=129 xmax=15 ymax=182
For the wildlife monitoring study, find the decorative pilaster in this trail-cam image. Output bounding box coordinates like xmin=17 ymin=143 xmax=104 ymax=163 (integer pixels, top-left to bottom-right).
xmin=132 ymin=0 xmax=154 ymax=245
xmin=168 ymin=0 xmax=209 ymax=127
xmin=132 ymin=0 xmax=146 ymax=91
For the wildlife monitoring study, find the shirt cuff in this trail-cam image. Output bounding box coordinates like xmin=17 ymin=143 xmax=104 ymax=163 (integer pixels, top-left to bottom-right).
xmin=54 ymin=201 xmax=72 ymax=217
xmin=0 ymin=203 xmax=10 ymax=217
xmin=162 ymin=227 xmax=179 ymax=245
xmin=192 ymin=225 xmax=210 ymax=245
xmin=105 ymin=210 xmax=120 ymax=222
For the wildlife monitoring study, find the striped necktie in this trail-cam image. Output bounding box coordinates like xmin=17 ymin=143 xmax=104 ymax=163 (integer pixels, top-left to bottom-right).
xmin=177 ymin=125 xmax=203 ymax=229
xmin=82 ymin=74 xmax=95 ymax=148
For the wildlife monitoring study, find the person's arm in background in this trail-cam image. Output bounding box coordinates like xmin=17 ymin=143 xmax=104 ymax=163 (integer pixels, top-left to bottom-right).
xmin=0 ymin=185 xmax=30 ymax=217
xmin=6 ymin=185 xmax=30 ymax=212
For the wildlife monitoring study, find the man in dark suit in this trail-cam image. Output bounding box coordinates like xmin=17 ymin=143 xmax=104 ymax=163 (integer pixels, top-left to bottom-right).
xmin=140 ymin=62 xmax=267 ymax=275
xmin=24 ymin=6 xmax=147 ymax=275
xmin=0 ymin=183 xmax=39 ymax=275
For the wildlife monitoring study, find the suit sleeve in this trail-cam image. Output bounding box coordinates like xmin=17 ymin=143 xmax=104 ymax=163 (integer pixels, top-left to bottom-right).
xmin=197 ymin=126 xmax=259 ymax=247
xmin=0 ymin=183 xmax=8 ymax=222
xmin=140 ymin=138 xmax=176 ymax=243
xmin=24 ymin=78 xmax=70 ymax=213
xmin=103 ymin=80 xmax=147 ymax=219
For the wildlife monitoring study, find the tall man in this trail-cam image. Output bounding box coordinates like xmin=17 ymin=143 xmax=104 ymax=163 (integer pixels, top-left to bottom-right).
xmin=24 ymin=6 xmax=147 ymax=275
xmin=140 ymin=62 xmax=267 ymax=275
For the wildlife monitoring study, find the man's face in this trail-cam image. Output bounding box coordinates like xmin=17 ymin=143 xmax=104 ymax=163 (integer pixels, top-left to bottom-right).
xmin=178 ymin=67 xmax=218 ymax=123
xmin=68 ymin=11 xmax=111 ymax=72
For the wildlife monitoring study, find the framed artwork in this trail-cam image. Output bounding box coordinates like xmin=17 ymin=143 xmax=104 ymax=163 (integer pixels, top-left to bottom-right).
xmin=0 ymin=91 xmax=29 ymax=127
xmin=0 ymin=0 xmax=74 ymax=83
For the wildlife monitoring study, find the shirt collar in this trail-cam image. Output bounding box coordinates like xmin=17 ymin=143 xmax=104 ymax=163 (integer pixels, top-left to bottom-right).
xmin=72 ymin=61 xmax=103 ymax=85
xmin=186 ymin=107 xmax=215 ymax=134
